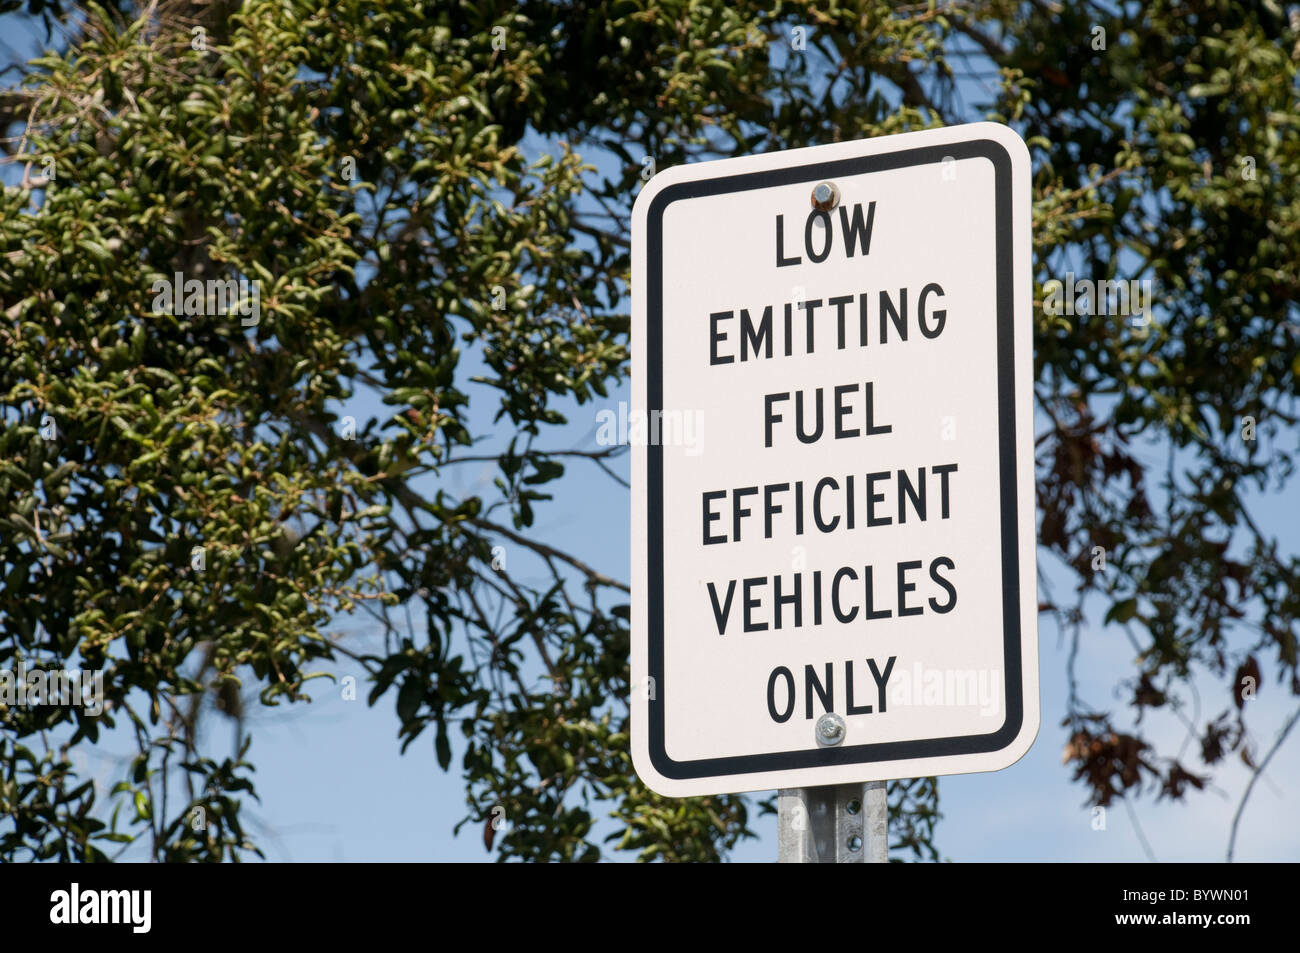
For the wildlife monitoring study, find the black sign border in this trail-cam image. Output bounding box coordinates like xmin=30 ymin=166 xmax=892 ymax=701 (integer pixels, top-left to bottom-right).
xmin=645 ymin=138 xmax=1024 ymax=780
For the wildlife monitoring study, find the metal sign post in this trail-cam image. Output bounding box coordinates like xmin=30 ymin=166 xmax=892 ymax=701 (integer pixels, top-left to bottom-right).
xmin=778 ymin=781 xmax=887 ymax=863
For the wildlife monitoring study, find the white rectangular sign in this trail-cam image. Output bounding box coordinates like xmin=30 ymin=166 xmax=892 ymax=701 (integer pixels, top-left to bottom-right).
xmin=631 ymin=123 xmax=1039 ymax=797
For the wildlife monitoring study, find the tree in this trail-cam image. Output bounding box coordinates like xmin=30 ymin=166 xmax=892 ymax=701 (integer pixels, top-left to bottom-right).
xmin=1 ymin=0 xmax=1296 ymax=862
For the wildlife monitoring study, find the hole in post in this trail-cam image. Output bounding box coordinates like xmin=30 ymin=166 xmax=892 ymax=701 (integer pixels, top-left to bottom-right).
xmin=847 ymin=835 xmax=863 ymax=852
xmin=846 ymin=799 xmax=861 ymax=815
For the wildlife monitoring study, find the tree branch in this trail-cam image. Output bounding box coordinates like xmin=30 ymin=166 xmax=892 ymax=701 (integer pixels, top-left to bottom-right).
xmin=1227 ymin=701 xmax=1300 ymax=862
xmin=466 ymin=516 xmax=629 ymax=593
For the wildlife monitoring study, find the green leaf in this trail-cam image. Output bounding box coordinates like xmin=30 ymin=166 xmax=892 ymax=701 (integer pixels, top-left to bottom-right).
xmin=1105 ymin=599 xmax=1139 ymax=625
xmin=396 ymin=675 xmax=422 ymax=723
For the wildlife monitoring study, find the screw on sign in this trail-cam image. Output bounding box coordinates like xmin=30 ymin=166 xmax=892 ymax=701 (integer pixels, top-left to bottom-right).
xmin=810 ymin=181 xmax=840 ymax=212
xmin=630 ymin=124 xmax=1038 ymax=861
xmin=815 ymin=712 xmax=846 ymax=747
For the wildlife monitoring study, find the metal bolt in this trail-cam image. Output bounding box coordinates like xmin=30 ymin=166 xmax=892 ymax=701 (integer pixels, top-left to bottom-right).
xmin=811 ymin=181 xmax=840 ymax=211
xmin=815 ymin=712 xmax=846 ymax=747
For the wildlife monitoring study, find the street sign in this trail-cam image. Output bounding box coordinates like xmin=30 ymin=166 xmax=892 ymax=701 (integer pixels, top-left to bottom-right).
xmin=630 ymin=123 xmax=1039 ymax=797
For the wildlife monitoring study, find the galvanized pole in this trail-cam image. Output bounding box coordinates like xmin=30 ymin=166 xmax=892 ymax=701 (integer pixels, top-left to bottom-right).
xmin=778 ymin=781 xmax=887 ymax=863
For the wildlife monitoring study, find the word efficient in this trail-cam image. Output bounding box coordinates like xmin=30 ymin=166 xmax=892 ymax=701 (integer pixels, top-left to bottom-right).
xmin=703 ymin=464 xmax=957 ymax=545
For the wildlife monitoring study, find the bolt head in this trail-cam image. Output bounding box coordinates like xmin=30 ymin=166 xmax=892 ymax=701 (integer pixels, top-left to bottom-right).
xmin=811 ymin=181 xmax=840 ymax=211
xmin=815 ymin=712 xmax=846 ymax=747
